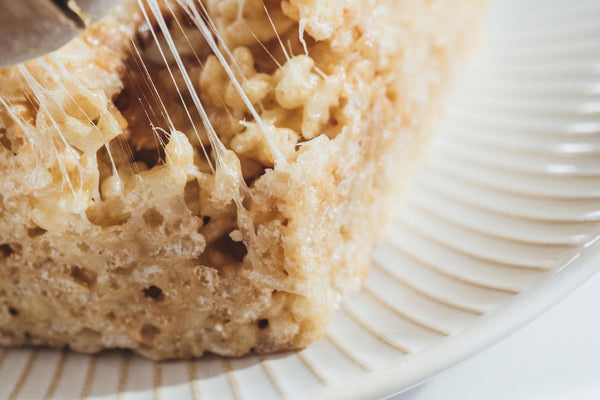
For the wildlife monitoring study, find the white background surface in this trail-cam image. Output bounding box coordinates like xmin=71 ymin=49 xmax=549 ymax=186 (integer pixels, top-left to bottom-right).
xmin=393 ymin=270 xmax=600 ymax=400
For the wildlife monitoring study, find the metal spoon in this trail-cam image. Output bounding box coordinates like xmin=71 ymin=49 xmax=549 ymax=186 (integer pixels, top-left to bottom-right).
xmin=0 ymin=0 xmax=119 ymax=67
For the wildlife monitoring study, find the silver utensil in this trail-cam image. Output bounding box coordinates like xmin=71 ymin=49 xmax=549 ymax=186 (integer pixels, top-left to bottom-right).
xmin=0 ymin=0 xmax=119 ymax=67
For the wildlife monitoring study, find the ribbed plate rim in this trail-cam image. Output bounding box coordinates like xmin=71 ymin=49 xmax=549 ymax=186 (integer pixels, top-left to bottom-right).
xmin=319 ymin=238 xmax=600 ymax=400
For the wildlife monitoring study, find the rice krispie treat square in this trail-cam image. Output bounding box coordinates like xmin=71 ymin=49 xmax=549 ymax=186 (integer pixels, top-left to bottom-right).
xmin=0 ymin=0 xmax=483 ymax=359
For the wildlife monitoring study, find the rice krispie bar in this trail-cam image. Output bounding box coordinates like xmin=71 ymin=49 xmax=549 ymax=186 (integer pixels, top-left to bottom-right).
xmin=0 ymin=0 xmax=483 ymax=359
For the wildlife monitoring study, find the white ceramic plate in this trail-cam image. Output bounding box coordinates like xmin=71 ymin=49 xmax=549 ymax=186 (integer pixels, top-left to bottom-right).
xmin=2 ymin=0 xmax=600 ymax=399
